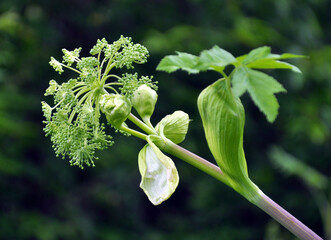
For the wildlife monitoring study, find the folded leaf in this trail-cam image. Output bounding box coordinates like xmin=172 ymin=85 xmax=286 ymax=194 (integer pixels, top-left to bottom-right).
xmin=156 ymin=110 xmax=190 ymax=144
xmin=198 ymin=79 xmax=259 ymax=202
xmin=232 ymin=66 xmax=286 ymax=122
xmin=138 ymin=139 xmax=179 ymax=205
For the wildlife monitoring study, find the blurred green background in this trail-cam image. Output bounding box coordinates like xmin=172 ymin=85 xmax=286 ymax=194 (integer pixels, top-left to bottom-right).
xmin=0 ymin=0 xmax=330 ymax=239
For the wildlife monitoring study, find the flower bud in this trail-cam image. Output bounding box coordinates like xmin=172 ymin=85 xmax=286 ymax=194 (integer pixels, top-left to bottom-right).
xmin=45 ymin=80 xmax=58 ymax=96
xmin=100 ymin=94 xmax=131 ymax=128
xmin=156 ymin=111 xmax=189 ymax=144
xmin=131 ymin=84 xmax=157 ymax=122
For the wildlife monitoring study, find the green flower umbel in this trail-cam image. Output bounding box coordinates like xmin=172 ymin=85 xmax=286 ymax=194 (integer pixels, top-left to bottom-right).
xmin=42 ymin=36 xmax=156 ymax=168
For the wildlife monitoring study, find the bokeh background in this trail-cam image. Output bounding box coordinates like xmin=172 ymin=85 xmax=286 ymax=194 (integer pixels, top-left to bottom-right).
xmin=0 ymin=0 xmax=330 ymax=239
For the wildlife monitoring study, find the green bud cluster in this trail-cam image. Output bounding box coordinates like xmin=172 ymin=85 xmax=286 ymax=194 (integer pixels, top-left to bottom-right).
xmin=132 ymin=85 xmax=190 ymax=205
xmin=42 ymin=36 xmax=155 ymax=168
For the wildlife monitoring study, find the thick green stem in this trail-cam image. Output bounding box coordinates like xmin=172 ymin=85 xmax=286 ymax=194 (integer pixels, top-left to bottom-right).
xmin=156 ymin=138 xmax=229 ymax=186
xmin=125 ymin=114 xmax=322 ymax=239
xmin=257 ymin=193 xmax=323 ymax=240
xmin=153 ymin=137 xmax=323 ymax=240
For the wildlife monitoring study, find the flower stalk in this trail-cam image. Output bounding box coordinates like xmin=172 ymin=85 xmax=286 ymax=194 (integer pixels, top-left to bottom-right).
xmin=123 ymin=117 xmax=322 ymax=239
xmin=43 ymin=37 xmax=323 ymax=240
xmin=153 ymin=135 xmax=322 ymax=240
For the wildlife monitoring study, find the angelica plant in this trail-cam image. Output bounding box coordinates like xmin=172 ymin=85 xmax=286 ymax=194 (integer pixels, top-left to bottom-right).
xmin=42 ymin=37 xmax=322 ymax=240
xmin=42 ymin=36 xmax=156 ymax=169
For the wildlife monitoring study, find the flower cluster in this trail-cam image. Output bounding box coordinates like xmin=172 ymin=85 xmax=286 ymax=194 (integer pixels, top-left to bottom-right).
xmin=42 ymin=36 xmax=156 ymax=168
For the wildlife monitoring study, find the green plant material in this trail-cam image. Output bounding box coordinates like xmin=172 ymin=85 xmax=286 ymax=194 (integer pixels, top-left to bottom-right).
xmin=100 ymin=94 xmax=132 ymax=128
xmin=157 ymin=45 xmax=303 ymax=197
xmin=232 ymin=67 xmax=286 ymax=122
xmin=131 ymin=84 xmax=158 ymax=123
xmin=157 ymin=46 xmax=237 ymax=74
xmin=157 ymin=45 xmax=324 ymax=240
xmin=237 ymin=46 xmax=305 ymax=72
xmin=42 ymin=36 xmax=153 ymax=168
xmin=269 ymin=146 xmax=328 ymax=190
xmin=41 ymin=36 xmax=324 ymax=239
xmin=138 ymin=137 xmax=179 ymax=205
xmin=232 ymin=47 xmax=305 ymax=122
xmin=198 ymin=46 xmax=237 ymax=72
xmin=156 ymin=51 xmax=200 ymax=74
xmin=198 ymin=78 xmax=259 ymax=202
xmin=157 ymin=45 xmax=303 ymax=122
xmin=156 ymin=110 xmax=190 ymax=144
xmin=119 ymin=73 xmax=157 ymax=97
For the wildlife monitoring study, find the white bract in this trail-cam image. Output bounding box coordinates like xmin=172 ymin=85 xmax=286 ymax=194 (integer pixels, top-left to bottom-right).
xmin=138 ymin=140 xmax=179 ymax=205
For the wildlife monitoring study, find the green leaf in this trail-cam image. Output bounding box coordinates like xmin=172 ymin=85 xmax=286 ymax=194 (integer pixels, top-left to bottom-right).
xmin=198 ymin=46 xmax=237 ymax=71
xmin=242 ymin=46 xmax=271 ymax=64
xmin=138 ymin=139 xmax=179 ymax=205
xmin=239 ymin=48 xmax=305 ymax=72
xmin=266 ymin=53 xmax=307 ymax=60
xmin=156 ymin=46 xmax=237 ymax=74
xmin=156 ymin=110 xmax=190 ymax=144
xmin=197 ymin=79 xmax=260 ymax=202
xmin=232 ymin=67 xmax=286 ymax=122
xmin=156 ymin=52 xmax=200 ymax=74
xmin=232 ymin=68 xmax=248 ymax=97
xmin=247 ymin=59 xmax=301 ymax=73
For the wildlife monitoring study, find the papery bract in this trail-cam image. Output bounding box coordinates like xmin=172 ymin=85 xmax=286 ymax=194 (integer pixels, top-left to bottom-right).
xmin=138 ymin=139 xmax=179 ymax=205
xmin=156 ymin=111 xmax=189 ymax=144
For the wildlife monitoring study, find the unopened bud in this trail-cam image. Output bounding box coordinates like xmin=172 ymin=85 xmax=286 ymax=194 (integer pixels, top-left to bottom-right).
xmin=100 ymin=94 xmax=131 ymax=128
xmin=131 ymin=84 xmax=157 ymax=122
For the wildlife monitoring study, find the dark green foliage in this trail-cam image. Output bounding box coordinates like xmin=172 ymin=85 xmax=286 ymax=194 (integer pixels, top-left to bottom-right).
xmin=157 ymin=45 xmax=302 ymax=122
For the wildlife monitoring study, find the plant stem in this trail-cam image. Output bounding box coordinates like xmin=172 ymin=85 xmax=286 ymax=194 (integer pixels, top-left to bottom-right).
xmin=128 ymin=113 xmax=156 ymax=135
xmin=125 ymin=113 xmax=322 ymax=239
xmin=257 ymin=193 xmax=323 ymax=240
xmin=155 ymin=138 xmax=323 ymax=240
xmin=156 ymin=137 xmax=229 ymax=185
xmin=120 ymin=125 xmax=147 ymax=141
